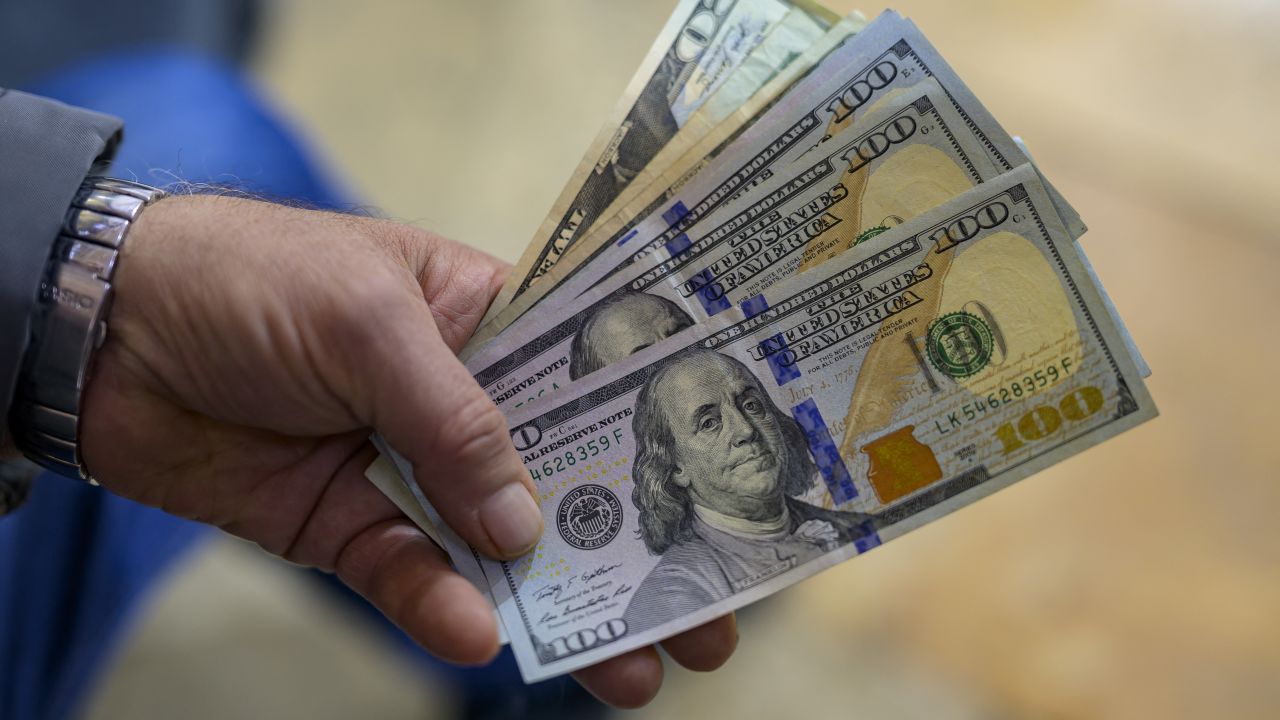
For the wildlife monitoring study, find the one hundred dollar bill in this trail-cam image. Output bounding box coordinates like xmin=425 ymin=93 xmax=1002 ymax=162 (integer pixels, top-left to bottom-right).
xmin=467 ymin=10 xmax=1085 ymax=350
xmin=466 ymin=80 xmax=1001 ymax=412
xmin=484 ymin=0 xmax=839 ymax=326
xmin=388 ymin=165 xmax=1154 ymax=681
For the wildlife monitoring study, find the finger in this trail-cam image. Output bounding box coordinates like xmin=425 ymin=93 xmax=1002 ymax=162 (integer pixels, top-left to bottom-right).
xmin=408 ymin=233 xmax=511 ymax=352
xmin=660 ymin=613 xmax=738 ymax=672
xmin=333 ymin=516 xmax=501 ymax=665
xmin=571 ymin=645 xmax=664 ymax=709
xmin=364 ymin=296 xmax=543 ymax=560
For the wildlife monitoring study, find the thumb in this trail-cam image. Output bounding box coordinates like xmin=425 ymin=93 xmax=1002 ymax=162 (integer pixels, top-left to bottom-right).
xmin=363 ymin=293 xmax=543 ymax=560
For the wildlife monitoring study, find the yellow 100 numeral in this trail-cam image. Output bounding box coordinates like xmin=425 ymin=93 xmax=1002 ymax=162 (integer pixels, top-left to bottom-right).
xmin=994 ymin=385 xmax=1105 ymax=455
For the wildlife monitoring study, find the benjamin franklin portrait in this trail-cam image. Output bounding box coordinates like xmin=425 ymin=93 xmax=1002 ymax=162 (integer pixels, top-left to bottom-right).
xmin=569 ymin=292 xmax=694 ymax=380
xmin=621 ymin=350 xmax=881 ymax=635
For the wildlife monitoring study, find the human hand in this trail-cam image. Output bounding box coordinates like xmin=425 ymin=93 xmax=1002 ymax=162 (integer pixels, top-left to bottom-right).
xmin=79 ymin=195 xmax=736 ymax=707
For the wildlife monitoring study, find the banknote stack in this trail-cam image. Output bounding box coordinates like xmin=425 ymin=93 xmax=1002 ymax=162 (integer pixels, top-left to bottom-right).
xmin=367 ymin=2 xmax=1156 ymax=682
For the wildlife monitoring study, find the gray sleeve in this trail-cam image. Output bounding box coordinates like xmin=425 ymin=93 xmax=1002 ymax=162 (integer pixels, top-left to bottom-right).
xmin=0 ymin=88 xmax=122 ymax=442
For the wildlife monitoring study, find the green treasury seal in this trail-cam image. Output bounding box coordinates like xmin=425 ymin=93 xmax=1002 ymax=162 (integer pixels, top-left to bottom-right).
xmin=926 ymin=311 xmax=994 ymax=379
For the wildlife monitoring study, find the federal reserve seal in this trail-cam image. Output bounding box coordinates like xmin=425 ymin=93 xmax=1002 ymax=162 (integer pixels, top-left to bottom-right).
xmin=556 ymin=485 xmax=623 ymax=550
xmin=926 ymin=311 xmax=994 ymax=379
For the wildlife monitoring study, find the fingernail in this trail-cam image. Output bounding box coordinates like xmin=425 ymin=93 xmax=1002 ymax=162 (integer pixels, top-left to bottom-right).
xmin=480 ymin=483 xmax=544 ymax=557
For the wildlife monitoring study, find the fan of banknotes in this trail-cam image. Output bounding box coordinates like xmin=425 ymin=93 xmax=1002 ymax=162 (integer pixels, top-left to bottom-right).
xmin=366 ymin=2 xmax=1156 ymax=682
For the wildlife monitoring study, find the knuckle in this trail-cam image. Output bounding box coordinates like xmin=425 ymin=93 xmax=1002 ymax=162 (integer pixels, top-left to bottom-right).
xmin=370 ymin=219 xmax=436 ymax=269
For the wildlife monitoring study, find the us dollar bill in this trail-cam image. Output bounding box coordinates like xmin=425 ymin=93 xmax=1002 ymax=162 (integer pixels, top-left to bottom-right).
xmin=388 ymin=165 xmax=1154 ymax=681
xmin=468 ymin=10 xmax=1086 ymax=350
xmin=483 ymin=0 xmax=839 ymax=326
xmin=466 ymin=80 xmax=1001 ymax=412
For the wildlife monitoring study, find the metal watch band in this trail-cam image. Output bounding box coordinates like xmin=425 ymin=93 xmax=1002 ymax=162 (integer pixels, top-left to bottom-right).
xmin=12 ymin=177 xmax=165 ymax=482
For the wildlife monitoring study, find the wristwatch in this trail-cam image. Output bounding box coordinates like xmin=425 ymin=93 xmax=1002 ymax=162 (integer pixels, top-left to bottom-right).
xmin=10 ymin=177 xmax=165 ymax=482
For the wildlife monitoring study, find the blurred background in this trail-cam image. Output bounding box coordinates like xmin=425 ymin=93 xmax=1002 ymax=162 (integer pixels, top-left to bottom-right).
xmin=2 ymin=0 xmax=1276 ymax=718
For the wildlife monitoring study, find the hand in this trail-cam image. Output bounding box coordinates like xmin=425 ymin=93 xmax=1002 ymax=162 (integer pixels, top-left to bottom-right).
xmin=80 ymin=195 xmax=736 ymax=707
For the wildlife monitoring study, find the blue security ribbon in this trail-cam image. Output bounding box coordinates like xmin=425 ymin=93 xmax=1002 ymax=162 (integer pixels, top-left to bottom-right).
xmin=664 ymin=232 xmax=693 ymax=258
xmin=760 ymin=334 xmax=802 ymax=385
xmin=853 ymin=520 xmax=881 ymax=553
xmin=740 ymin=293 xmax=770 ymax=319
xmin=686 ymin=268 xmax=731 ymax=315
xmin=790 ymin=399 xmax=858 ymax=504
xmin=745 ymin=296 xmax=801 ymax=386
xmin=662 ymin=201 xmax=690 ymax=226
